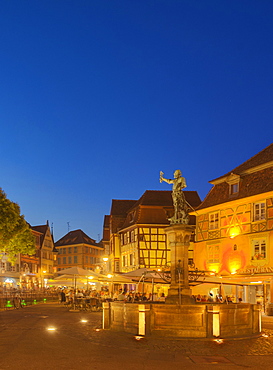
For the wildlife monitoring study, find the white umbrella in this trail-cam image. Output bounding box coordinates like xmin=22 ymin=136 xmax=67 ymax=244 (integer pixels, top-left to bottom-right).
xmin=56 ymin=267 xmax=102 ymax=288
xmin=56 ymin=266 xmax=101 ymax=277
xmin=98 ymin=274 xmax=133 ymax=284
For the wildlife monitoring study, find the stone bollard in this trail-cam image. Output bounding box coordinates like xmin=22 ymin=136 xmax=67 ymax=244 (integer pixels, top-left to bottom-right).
xmin=138 ymin=304 xmax=151 ymax=336
xmin=102 ymin=302 xmax=111 ymax=329
xmin=266 ymin=303 xmax=273 ymax=316
xmin=207 ymin=305 xmax=220 ymax=338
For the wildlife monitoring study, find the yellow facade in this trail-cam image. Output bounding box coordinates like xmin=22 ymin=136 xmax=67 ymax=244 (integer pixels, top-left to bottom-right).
xmin=195 ymin=192 xmax=273 ymax=278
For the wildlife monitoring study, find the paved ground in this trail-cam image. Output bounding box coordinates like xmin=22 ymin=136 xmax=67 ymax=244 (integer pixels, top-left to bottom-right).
xmin=1 ymin=303 xmax=273 ymax=370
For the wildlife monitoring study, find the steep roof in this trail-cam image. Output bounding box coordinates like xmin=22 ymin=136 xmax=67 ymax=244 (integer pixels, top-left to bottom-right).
xmin=131 ymin=190 xmax=201 ymax=209
xmin=210 ymin=143 xmax=273 ymax=183
xmin=102 ymin=215 xmax=110 ymax=241
xmin=55 ymin=229 xmax=101 ymax=247
xmin=110 ymin=199 xmax=137 ymax=216
xmin=110 ymin=199 xmax=137 ymax=234
xmin=121 ymin=190 xmax=201 ymax=229
xmin=198 ymin=144 xmax=273 ymax=210
xmin=31 ymin=224 xmax=50 ymax=245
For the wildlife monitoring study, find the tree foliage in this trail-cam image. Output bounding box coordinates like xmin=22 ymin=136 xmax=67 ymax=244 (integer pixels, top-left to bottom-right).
xmin=0 ymin=188 xmax=35 ymax=262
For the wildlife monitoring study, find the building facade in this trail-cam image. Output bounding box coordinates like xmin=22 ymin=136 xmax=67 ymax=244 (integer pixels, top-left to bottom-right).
xmin=55 ymin=229 xmax=104 ymax=272
xmin=20 ymin=227 xmax=41 ymax=289
xmin=31 ymin=223 xmax=56 ymax=287
xmin=105 ymin=190 xmax=201 ymax=273
xmin=194 ymin=143 xmax=273 ymax=305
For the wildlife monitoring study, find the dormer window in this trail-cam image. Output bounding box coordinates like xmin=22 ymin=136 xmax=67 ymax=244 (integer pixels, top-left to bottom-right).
xmin=230 ymin=182 xmax=239 ymax=195
xmin=129 ymin=211 xmax=136 ymax=223
xmin=226 ymin=173 xmax=240 ymax=196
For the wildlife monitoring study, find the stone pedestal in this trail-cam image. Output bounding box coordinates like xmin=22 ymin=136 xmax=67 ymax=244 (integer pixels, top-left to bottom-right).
xmin=164 ymin=224 xmax=195 ymax=305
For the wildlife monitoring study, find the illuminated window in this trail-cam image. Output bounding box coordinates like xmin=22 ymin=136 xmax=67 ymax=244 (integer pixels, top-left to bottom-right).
xmin=207 ymin=244 xmax=220 ymax=263
xmin=122 ymin=255 xmax=128 ymax=267
xmin=252 ymin=239 xmax=266 ymax=260
xmin=138 ymin=234 xmax=145 ymax=241
xmin=209 ymin=212 xmax=219 ymax=230
xmin=253 ymin=202 xmax=266 ymax=221
xmin=114 ymin=260 xmax=120 ymax=272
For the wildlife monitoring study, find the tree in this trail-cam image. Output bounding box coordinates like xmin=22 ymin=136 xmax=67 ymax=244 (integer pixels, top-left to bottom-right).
xmin=0 ymin=188 xmax=35 ymax=263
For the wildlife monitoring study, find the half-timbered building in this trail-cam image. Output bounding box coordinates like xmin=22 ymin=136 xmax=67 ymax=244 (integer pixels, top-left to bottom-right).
xmin=105 ymin=190 xmax=201 ymax=273
xmin=194 ymin=143 xmax=273 ymax=305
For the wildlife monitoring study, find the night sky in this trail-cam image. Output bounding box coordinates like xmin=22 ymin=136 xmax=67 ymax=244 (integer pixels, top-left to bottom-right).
xmin=1 ymin=1 xmax=272 ymax=242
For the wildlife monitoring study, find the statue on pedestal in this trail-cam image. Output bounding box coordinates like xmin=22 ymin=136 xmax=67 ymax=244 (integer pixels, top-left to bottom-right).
xmin=160 ymin=170 xmax=189 ymax=225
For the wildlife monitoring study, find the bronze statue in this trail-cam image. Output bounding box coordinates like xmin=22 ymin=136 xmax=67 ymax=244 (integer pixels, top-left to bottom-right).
xmin=160 ymin=170 xmax=189 ymax=224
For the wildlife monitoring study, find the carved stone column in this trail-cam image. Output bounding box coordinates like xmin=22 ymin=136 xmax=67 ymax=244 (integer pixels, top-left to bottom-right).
xmin=165 ymin=224 xmax=195 ymax=305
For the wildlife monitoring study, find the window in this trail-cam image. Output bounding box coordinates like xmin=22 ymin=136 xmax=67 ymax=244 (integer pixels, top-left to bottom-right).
xmin=63 ymin=248 xmax=66 ymax=254
xmin=207 ymin=244 xmax=220 ymax=263
xmin=68 ymin=247 xmax=72 ymax=254
xmin=209 ymin=212 xmax=219 ymax=230
xmin=63 ymin=257 xmax=66 ymax=264
xmin=129 ymin=254 xmax=133 ymax=266
xmin=114 ymin=260 xmax=120 ymax=272
xmin=68 ymin=256 xmax=72 ymax=264
xmin=74 ymin=256 xmax=78 ymax=263
xmin=253 ymin=202 xmax=266 ymax=221
xmin=230 ymin=183 xmax=239 ymax=195
xmin=252 ymin=239 xmax=266 ymax=260
xmin=58 ymin=258 xmax=61 ymax=264
xmin=74 ymin=246 xmax=78 ymax=253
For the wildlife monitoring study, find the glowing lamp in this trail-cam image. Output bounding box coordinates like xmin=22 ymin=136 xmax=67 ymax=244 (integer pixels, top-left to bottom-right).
xmin=107 ymin=274 xmax=113 ymax=278
xmin=229 ymin=226 xmax=240 ymax=239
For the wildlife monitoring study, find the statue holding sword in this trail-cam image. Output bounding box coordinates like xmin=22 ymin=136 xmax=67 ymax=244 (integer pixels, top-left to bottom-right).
xmin=160 ymin=170 xmax=189 ymax=225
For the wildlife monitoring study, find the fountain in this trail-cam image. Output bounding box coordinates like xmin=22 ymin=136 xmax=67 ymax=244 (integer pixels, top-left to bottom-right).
xmin=103 ymin=170 xmax=261 ymax=338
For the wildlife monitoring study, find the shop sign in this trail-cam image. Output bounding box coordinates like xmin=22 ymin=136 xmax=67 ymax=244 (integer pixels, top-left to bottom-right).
xmin=238 ymin=266 xmax=273 ymax=275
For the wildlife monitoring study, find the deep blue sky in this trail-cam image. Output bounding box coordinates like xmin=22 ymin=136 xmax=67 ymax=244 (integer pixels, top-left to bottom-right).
xmin=1 ymin=1 xmax=272 ymax=242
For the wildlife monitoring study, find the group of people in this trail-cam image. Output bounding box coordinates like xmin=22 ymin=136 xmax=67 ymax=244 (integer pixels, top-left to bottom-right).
xmin=57 ymin=287 xmax=167 ymax=304
xmin=193 ymin=294 xmax=241 ymax=303
xmin=114 ymin=290 xmax=166 ymax=303
xmin=57 ymin=288 xmax=109 ymax=305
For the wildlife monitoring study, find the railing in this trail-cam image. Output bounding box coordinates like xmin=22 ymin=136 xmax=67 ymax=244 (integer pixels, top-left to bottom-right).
xmin=0 ymin=291 xmax=58 ymax=310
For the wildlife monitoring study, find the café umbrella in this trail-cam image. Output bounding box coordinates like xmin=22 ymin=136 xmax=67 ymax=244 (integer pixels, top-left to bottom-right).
xmin=56 ymin=267 xmax=102 ymax=289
